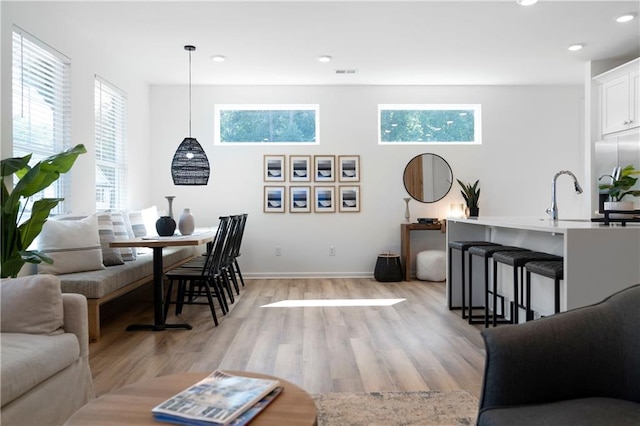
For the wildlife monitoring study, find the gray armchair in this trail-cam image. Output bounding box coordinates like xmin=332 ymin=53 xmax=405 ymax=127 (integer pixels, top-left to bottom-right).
xmin=477 ymin=283 xmax=640 ymax=425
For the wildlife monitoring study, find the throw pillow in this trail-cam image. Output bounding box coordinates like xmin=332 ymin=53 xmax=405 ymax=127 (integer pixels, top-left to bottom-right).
xmin=110 ymin=211 xmax=136 ymax=261
xmin=141 ymin=205 xmax=159 ymax=237
xmin=97 ymin=213 xmax=125 ymax=266
xmin=0 ymin=275 xmax=64 ymax=335
xmin=128 ymin=210 xmax=147 ymax=238
xmin=37 ymin=214 xmax=104 ymax=275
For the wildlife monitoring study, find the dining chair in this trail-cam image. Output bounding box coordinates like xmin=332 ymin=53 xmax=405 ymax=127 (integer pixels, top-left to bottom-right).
xmin=163 ymin=216 xmax=232 ymax=324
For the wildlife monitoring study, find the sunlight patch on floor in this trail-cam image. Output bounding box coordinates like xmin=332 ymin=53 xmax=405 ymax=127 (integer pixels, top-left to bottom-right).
xmin=261 ymin=299 xmax=406 ymax=308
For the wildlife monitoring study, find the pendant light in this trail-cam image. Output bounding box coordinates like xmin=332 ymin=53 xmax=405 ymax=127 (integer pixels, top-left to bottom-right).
xmin=171 ymin=45 xmax=210 ymax=185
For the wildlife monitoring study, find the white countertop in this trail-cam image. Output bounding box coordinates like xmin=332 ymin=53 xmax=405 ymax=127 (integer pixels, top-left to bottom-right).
xmin=446 ymin=216 xmax=640 ymax=233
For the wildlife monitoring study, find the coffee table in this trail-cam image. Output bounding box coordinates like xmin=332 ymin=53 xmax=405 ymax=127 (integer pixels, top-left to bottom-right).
xmin=65 ymin=371 xmax=317 ymax=425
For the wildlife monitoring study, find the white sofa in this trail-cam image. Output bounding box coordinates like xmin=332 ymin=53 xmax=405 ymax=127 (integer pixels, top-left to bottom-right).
xmin=0 ymin=275 xmax=95 ymax=425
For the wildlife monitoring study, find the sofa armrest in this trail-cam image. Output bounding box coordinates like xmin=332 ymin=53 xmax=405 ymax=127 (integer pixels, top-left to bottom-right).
xmin=479 ymin=300 xmax=626 ymax=411
xmin=62 ymin=293 xmax=90 ymax=358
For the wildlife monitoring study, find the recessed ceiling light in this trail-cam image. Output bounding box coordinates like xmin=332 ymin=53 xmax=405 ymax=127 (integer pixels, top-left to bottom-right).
xmin=211 ymin=55 xmax=226 ymax=63
xmin=516 ymin=0 xmax=538 ymax=6
xmin=568 ymin=44 xmax=584 ymax=52
xmin=317 ymin=55 xmax=332 ymax=63
xmin=616 ymin=13 xmax=636 ymax=23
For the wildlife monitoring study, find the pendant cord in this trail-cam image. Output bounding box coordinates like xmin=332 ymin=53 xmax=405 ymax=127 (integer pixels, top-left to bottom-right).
xmin=188 ymin=49 xmax=192 ymax=138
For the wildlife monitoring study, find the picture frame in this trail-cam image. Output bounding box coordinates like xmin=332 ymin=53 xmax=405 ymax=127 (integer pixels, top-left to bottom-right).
xmin=289 ymin=155 xmax=311 ymax=182
xmin=264 ymin=155 xmax=285 ymax=182
xmin=314 ymin=186 xmax=336 ymax=213
xmin=264 ymin=186 xmax=286 ymax=213
xmin=289 ymin=186 xmax=311 ymax=213
xmin=338 ymin=155 xmax=360 ymax=182
xmin=339 ymin=185 xmax=360 ymax=212
xmin=314 ymin=155 xmax=335 ymax=182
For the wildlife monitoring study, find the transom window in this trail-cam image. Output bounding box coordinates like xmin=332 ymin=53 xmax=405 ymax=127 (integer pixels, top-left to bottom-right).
xmin=12 ymin=27 xmax=71 ymax=214
xmin=95 ymin=76 xmax=127 ymax=210
xmin=379 ymin=104 xmax=481 ymax=144
xmin=214 ymin=104 xmax=319 ymax=145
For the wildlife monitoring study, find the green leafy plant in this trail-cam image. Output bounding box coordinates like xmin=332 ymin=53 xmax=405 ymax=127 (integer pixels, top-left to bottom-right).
xmin=1 ymin=144 xmax=86 ymax=278
xmin=598 ymin=165 xmax=640 ymax=202
xmin=457 ymin=179 xmax=480 ymax=209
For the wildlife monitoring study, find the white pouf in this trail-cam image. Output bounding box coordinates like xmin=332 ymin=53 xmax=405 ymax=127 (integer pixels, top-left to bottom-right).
xmin=416 ymin=250 xmax=446 ymax=281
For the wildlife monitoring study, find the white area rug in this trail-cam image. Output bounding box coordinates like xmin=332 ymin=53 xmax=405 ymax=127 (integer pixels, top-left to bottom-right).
xmin=313 ymin=390 xmax=478 ymax=426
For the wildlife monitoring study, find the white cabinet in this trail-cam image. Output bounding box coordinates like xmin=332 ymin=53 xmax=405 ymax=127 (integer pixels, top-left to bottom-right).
xmin=595 ymin=59 xmax=640 ymax=136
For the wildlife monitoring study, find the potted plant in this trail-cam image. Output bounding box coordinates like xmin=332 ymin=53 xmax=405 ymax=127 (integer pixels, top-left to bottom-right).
xmin=598 ymin=164 xmax=640 ymax=211
xmin=457 ymin=179 xmax=480 ymax=217
xmin=1 ymin=144 xmax=86 ymax=278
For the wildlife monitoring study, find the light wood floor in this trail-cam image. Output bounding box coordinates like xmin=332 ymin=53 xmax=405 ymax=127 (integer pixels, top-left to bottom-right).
xmin=89 ymin=278 xmax=486 ymax=399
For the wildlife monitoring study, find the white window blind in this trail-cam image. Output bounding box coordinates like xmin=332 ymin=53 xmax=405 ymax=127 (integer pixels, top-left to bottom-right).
xmin=95 ymin=76 xmax=127 ymax=210
xmin=12 ymin=27 xmax=71 ymax=213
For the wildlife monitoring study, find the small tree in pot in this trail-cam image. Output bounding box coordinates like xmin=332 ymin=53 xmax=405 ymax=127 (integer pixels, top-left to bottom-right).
xmin=457 ymin=179 xmax=480 ymax=217
xmin=1 ymin=144 xmax=86 ymax=278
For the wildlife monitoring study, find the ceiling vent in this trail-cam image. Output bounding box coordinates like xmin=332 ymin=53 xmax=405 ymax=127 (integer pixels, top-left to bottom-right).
xmin=335 ymin=69 xmax=357 ymax=74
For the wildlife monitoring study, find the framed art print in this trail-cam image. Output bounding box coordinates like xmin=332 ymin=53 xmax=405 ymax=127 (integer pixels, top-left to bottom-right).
xmin=314 ymin=155 xmax=335 ymax=182
xmin=289 ymin=186 xmax=311 ymax=213
xmin=338 ymin=155 xmax=360 ymax=182
xmin=264 ymin=155 xmax=285 ymax=182
xmin=339 ymin=185 xmax=360 ymax=212
xmin=314 ymin=186 xmax=336 ymax=213
xmin=289 ymin=155 xmax=311 ymax=182
xmin=264 ymin=186 xmax=285 ymax=213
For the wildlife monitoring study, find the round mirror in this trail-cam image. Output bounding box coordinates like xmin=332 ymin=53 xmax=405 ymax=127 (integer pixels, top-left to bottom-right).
xmin=403 ymin=153 xmax=453 ymax=203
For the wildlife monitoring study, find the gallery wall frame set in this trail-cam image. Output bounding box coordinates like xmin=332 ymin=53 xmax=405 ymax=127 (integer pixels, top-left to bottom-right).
xmin=264 ymin=154 xmax=360 ymax=183
xmin=264 ymin=154 xmax=361 ymax=213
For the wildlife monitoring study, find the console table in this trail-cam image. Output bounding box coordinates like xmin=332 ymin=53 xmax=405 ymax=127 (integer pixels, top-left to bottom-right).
xmin=400 ymin=222 xmax=446 ymax=280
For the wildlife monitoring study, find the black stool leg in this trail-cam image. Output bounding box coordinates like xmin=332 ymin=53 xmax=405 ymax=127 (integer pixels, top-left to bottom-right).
xmin=512 ymin=266 xmax=519 ymax=324
xmin=554 ymin=277 xmax=561 ymax=314
xmin=526 ymin=270 xmax=533 ymax=321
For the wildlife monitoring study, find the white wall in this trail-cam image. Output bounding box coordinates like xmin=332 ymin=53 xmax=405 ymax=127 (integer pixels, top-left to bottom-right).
xmin=1 ymin=2 xmax=152 ymax=213
xmin=151 ymin=84 xmax=584 ymax=277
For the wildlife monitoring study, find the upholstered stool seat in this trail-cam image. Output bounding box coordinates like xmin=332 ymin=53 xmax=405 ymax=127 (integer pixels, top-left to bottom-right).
xmin=416 ymin=250 xmax=446 ymax=281
xmin=492 ymin=251 xmax=562 ymax=324
xmin=468 ymin=245 xmax=530 ymax=327
xmin=525 ymin=260 xmax=564 ymax=321
xmin=447 ymin=241 xmax=501 ymax=318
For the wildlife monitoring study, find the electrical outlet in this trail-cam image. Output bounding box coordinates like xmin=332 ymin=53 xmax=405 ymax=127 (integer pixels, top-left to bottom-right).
xmin=275 ymin=246 xmax=282 ymax=256
xmin=329 ymin=246 xmax=336 ymax=256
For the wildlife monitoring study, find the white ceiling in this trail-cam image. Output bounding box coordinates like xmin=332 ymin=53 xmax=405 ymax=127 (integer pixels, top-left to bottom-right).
xmin=21 ymin=0 xmax=640 ymax=85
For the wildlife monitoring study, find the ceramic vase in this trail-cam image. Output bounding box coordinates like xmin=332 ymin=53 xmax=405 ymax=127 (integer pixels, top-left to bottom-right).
xmin=156 ymin=216 xmax=176 ymax=236
xmin=165 ymin=196 xmax=176 ymax=218
xmin=178 ymin=208 xmax=195 ymax=235
xmin=403 ymin=197 xmax=411 ymax=222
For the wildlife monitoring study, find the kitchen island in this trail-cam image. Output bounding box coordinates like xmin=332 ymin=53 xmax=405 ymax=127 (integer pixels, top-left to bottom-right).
xmin=446 ymin=217 xmax=640 ymax=321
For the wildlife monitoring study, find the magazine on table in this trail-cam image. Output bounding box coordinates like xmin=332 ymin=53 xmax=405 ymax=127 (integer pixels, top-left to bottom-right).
xmin=151 ymin=370 xmax=282 ymax=426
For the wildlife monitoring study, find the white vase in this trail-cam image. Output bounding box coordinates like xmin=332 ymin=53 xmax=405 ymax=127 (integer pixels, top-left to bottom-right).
xmin=178 ymin=208 xmax=195 ymax=235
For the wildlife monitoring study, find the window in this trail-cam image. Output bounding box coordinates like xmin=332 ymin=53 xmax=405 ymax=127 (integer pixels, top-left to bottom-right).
xmin=379 ymin=104 xmax=481 ymax=144
xmin=95 ymin=76 xmax=127 ymax=210
xmin=214 ymin=104 xmax=319 ymax=144
xmin=12 ymin=27 xmax=71 ymax=213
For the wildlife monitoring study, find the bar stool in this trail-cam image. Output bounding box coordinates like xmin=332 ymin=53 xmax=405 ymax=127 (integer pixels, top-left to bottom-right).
xmin=524 ymin=260 xmax=564 ymax=321
xmin=492 ymin=251 xmax=562 ymax=325
xmin=448 ymin=241 xmax=500 ymax=317
xmin=467 ymin=245 xmax=530 ymax=327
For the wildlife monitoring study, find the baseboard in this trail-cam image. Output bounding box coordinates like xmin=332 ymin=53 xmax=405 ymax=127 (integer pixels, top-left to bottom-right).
xmin=243 ymin=272 xmax=373 ymax=279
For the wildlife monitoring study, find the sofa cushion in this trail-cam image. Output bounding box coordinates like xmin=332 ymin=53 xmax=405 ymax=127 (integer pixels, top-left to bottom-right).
xmin=37 ymin=214 xmax=104 ymax=275
xmin=0 ymin=333 xmax=80 ymax=407
xmin=0 ymin=275 xmax=64 ymax=335
xmin=477 ymin=397 xmax=640 ymax=426
xmin=97 ymin=212 xmax=125 ymax=266
xmin=110 ymin=211 xmax=136 ymax=261
xmin=58 ymin=247 xmax=195 ymax=298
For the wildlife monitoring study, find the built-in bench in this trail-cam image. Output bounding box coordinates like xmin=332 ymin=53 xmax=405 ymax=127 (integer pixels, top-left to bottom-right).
xmin=58 ymin=247 xmax=195 ymax=342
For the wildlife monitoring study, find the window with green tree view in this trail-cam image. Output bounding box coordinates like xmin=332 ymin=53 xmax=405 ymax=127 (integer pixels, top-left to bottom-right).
xmin=379 ymin=104 xmax=481 ymax=144
xmin=215 ymin=105 xmax=318 ymax=144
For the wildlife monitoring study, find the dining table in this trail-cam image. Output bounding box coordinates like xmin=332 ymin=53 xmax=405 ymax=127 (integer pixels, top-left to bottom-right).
xmin=109 ymin=229 xmax=217 ymax=332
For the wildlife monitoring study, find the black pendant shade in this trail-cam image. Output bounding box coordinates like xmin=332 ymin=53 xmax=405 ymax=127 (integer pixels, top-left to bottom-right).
xmin=171 ymin=44 xmax=210 ymax=186
xmin=171 ymin=137 xmax=210 ymax=185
